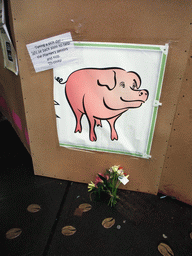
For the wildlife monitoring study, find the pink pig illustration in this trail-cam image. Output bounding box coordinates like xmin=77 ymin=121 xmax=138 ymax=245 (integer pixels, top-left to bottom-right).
xmin=55 ymin=67 xmax=149 ymax=141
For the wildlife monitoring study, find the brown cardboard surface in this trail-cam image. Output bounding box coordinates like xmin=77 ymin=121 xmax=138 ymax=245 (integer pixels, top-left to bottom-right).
xmin=159 ymin=43 xmax=192 ymax=205
xmin=2 ymin=0 xmax=191 ymax=197
xmin=0 ymin=1 xmax=30 ymax=151
xmin=0 ymin=47 xmax=30 ymax=152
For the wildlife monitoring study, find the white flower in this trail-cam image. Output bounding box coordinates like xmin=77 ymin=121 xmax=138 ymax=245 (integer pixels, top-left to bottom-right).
xmin=117 ymin=169 xmax=124 ymax=175
xmin=111 ymin=165 xmax=120 ymax=173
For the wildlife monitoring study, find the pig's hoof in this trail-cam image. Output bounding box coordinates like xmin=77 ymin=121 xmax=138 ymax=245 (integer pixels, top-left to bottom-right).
xmin=90 ymin=134 xmax=97 ymax=141
xmin=111 ymin=135 xmax=118 ymax=141
xmin=75 ymin=127 xmax=82 ymax=133
xmin=75 ymin=129 xmax=81 ymax=133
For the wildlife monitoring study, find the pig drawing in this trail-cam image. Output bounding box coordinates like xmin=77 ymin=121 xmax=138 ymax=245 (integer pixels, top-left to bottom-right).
xmin=55 ymin=67 xmax=149 ymax=141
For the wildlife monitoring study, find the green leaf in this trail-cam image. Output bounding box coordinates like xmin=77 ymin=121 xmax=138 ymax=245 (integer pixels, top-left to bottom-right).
xmin=98 ymin=174 xmax=107 ymax=182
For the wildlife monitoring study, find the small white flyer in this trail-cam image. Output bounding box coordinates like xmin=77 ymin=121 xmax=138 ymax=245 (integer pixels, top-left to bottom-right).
xmin=118 ymin=176 xmax=129 ymax=185
xmin=27 ymin=32 xmax=78 ymax=73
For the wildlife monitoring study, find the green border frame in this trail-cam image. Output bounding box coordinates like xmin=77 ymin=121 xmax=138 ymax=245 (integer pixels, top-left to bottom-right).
xmin=59 ymin=42 xmax=169 ymax=159
xmin=146 ymin=52 xmax=168 ymax=155
xmin=74 ymin=42 xmax=162 ymax=51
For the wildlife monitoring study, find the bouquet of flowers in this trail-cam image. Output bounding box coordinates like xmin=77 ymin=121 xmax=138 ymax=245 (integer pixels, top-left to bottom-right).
xmin=88 ymin=165 xmax=129 ymax=207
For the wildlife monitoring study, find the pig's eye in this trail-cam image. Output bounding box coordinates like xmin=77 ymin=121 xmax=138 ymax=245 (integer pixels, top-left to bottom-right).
xmin=131 ymin=83 xmax=137 ymax=90
xmin=120 ymin=82 xmax=125 ymax=88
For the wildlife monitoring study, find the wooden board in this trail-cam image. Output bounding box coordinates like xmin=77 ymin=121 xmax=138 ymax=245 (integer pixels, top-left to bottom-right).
xmin=0 ymin=0 xmax=191 ymax=198
xmin=159 ymin=43 xmax=192 ymax=205
xmin=0 ymin=48 xmax=30 ymax=152
xmin=0 ymin=1 xmax=30 ymax=151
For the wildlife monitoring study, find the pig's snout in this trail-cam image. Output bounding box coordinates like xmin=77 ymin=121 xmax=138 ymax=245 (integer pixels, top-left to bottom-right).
xmin=139 ymin=89 xmax=149 ymax=101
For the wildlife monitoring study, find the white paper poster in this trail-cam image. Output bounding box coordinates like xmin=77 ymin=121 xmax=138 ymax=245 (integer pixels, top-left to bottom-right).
xmin=0 ymin=0 xmax=18 ymax=75
xmin=54 ymin=42 xmax=168 ymax=158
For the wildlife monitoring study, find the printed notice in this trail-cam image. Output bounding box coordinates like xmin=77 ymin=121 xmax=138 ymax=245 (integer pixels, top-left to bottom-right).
xmin=26 ymin=32 xmax=78 ymax=73
xmin=0 ymin=0 xmax=19 ymax=75
xmin=0 ymin=0 xmax=5 ymax=26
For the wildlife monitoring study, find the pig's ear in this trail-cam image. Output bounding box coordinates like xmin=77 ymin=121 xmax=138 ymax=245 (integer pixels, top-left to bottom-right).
xmin=97 ymin=70 xmax=117 ymax=90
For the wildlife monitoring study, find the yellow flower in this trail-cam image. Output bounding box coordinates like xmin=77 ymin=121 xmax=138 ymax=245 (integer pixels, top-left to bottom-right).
xmin=125 ymin=174 xmax=129 ymax=179
xmin=88 ymin=181 xmax=96 ymax=192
